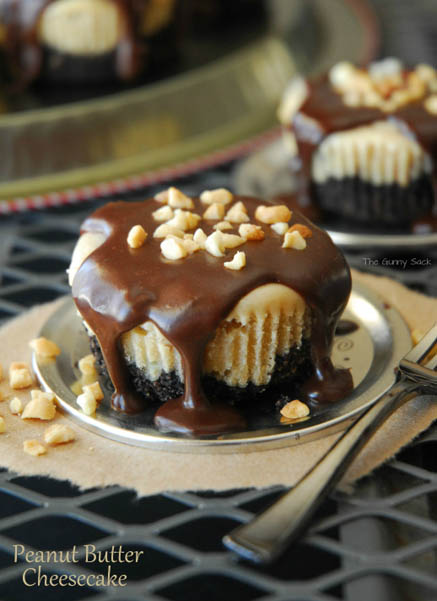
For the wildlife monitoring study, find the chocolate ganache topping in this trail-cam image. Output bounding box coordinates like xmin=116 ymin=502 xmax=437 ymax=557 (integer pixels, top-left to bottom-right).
xmin=72 ymin=194 xmax=352 ymax=435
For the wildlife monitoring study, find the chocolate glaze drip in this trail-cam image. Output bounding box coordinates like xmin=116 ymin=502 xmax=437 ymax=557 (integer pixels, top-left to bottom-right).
xmin=0 ymin=0 xmax=159 ymax=86
xmin=290 ymin=73 xmax=437 ymax=213
xmin=72 ymin=196 xmax=352 ymax=435
xmin=336 ymin=319 xmax=359 ymax=336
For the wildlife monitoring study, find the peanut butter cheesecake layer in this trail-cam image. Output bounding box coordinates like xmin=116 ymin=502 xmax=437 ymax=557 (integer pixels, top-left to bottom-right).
xmin=70 ymin=189 xmax=352 ymax=435
xmin=279 ymin=59 xmax=437 ymax=226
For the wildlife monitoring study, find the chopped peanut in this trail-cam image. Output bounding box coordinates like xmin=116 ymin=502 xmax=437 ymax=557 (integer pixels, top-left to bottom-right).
xmin=152 ymin=205 xmax=173 ymax=222
xmin=23 ymin=440 xmax=47 ymax=456
xmin=213 ymin=221 xmax=233 ymax=231
xmin=424 ymin=94 xmax=437 ymax=115
xmin=203 ymin=203 xmax=225 ymax=220
xmin=224 ymin=251 xmax=246 ymax=271
xmin=0 ymin=416 xmax=5 ymax=433
xmin=127 ymin=225 xmax=147 ymax=249
xmin=166 ymin=209 xmax=201 ymax=231
xmin=167 ymin=187 xmax=194 ymax=209
xmin=280 ymin=399 xmax=310 ymax=419
xmin=204 ymin=231 xmax=245 ymax=257
xmin=22 ymin=392 xmax=56 ymax=421
xmin=83 ymin=381 xmax=104 ymax=402
xmin=330 ymin=59 xmax=434 ymax=111
xmin=416 ymin=63 xmax=436 ymax=84
xmin=30 ymin=389 xmax=52 ymax=400
xmin=255 ymin=204 xmax=292 ymax=224
xmin=44 ymin=424 xmax=76 ymax=445
xmin=182 ymin=238 xmax=201 ymax=255
xmin=282 ymin=230 xmax=307 ymax=250
xmin=153 ymin=224 xmax=184 ymax=239
xmin=78 ymin=354 xmax=96 ymax=376
xmin=154 ymin=189 xmax=169 ymax=204
xmin=200 ymin=188 xmax=233 ymax=205
xmin=9 ymin=362 xmax=33 ymax=390
xmin=225 ymin=201 xmax=250 ymax=223
xmin=238 ymin=223 xmax=265 ymax=241
xmin=205 ymin=231 xmax=225 ymax=257
xmin=193 ymin=228 xmax=207 ymax=248
xmin=271 ymin=222 xmax=289 ymax=235
xmin=29 ymin=337 xmax=61 ymax=358
xmin=9 ymin=397 xmax=23 ymax=415
xmin=288 ymin=223 xmax=313 ymax=238
xmin=221 ymin=233 xmax=245 ymax=249
xmin=77 ymin=388 xmax=97 ymax=416
xmin=161 ymin=236 xmax=188 ymax=260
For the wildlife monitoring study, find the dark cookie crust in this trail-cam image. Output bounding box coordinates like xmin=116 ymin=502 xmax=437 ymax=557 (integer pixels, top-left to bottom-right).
xmin=312 ymin=174 xmax=434 ymax=225
xmin=89 ymin=335 xmax=312 ymax=406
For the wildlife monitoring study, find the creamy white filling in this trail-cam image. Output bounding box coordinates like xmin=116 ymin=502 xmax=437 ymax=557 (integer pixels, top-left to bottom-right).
xmin=312 ymin=121 xmax=432 ymax=186
xmin=38 ymin=0 xmax=124 ymax=56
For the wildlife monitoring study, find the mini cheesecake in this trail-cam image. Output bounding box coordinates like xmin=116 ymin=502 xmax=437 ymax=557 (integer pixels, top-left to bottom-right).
xmin=69 ymin=188 xmax=352 ymax=435
xmin=278 ymin=58 xmax=437 ymax=226
xmin=0 ymin=0 xmax=178 ymax=85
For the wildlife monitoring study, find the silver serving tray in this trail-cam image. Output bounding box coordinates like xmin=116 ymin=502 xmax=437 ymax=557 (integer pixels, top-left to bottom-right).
xmin=233 ymin=138 xmax=437 ymax=249
xmin=33 ymin=281 xmax=411 ymax=453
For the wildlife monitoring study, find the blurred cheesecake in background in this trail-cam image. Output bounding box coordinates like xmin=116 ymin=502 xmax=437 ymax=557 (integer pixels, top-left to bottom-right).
xmin=0 ymin=0 xmax=179 ymax=86
xmin=278 ymin=58 xmax=437 ymax=228
xmin=0 ymin=0 xmax=268 ymax=88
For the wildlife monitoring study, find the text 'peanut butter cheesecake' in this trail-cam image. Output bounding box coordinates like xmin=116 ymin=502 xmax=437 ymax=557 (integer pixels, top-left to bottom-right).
xmin=69 ymin=188 xmax=353 ymax=435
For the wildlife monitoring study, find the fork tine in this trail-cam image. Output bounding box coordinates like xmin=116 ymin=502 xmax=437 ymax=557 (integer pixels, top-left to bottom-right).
xmin=404 ymin=324 xmax=437 ymax=364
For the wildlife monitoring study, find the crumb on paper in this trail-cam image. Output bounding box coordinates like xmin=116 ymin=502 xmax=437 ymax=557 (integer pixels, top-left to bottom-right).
xmin=9 ymin=397 xmax=23 ymax=415
xmin=23 ymin=440 xmax=46 ymax=456
xmin=9 ymin=362 xmax=33 ymax=390
xmin=44 ymin=424 xmax=76 ymax=445
xmin=22 ymin=391 xmax=56 ymax=421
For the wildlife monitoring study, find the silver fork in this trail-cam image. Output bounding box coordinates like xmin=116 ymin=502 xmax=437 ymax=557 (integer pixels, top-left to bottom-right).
xmin=223 ymin=324 xmax=437 ymax=563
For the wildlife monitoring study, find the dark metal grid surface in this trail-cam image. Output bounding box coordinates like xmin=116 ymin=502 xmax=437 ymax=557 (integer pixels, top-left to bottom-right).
xmin=1 ymin=1 xmax=437 ymax=599
xmin=0 ymin=444 xmax=436 ymax=601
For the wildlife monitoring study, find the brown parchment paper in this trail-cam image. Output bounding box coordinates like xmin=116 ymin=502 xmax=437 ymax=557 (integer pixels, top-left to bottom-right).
xmin=0 ymin=270 xmax=436 ymax=496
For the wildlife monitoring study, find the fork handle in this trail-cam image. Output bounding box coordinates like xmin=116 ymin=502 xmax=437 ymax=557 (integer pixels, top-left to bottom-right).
xmin=223 ymin=380 xmax=423 ymax=563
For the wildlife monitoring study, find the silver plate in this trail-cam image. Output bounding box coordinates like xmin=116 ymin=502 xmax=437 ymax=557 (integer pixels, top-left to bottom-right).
xmin=33 ymin=282 xmax=411 ymax=453
xmin=233 ymin=138 xmax=437 ymax=249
